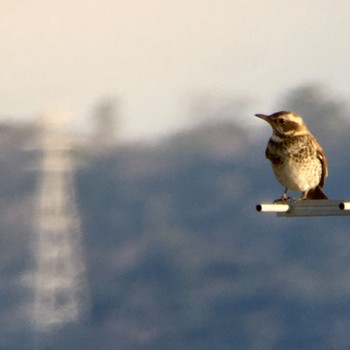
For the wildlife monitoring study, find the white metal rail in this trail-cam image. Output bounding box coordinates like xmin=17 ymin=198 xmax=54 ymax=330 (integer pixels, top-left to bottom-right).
xmin=256 ymin=200 xmax=350 ymax=217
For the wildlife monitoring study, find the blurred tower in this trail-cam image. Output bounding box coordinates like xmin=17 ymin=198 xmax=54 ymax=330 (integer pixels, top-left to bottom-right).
xmin=92 ymin=98 xmax=119 ymax=147
xmin=32 ymin=113 xmax=88 ymax=331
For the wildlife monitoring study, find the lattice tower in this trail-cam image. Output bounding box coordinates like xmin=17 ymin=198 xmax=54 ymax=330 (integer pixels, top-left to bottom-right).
xmin=32 ymin=113 xmax=88 ymax=331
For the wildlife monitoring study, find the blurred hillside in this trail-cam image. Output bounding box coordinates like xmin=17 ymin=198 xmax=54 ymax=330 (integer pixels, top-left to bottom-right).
xmin=1 ymin=84 xmax=350 ymax=349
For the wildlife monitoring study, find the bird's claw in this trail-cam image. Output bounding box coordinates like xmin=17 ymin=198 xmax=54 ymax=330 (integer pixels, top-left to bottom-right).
xmin=273 ymin=196 xmax=295 ymax=204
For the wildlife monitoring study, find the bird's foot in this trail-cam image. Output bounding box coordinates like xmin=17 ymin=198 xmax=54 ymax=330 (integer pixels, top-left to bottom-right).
xmin=281 ymin=193 xmax=288 ymax=202
xmin=273 ymin=195 xmax=295 ymax=204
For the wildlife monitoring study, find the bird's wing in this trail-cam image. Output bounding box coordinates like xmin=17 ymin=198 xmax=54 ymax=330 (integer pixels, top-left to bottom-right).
xmin=311 ymin=135 xmax=328 ymax=187
xmin=265 ymin=140 xmax=282 ymax=165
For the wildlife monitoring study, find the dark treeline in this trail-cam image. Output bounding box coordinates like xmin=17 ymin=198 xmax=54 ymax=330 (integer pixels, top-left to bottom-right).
xmin=1 ymin=83 xmax=350 ymax=349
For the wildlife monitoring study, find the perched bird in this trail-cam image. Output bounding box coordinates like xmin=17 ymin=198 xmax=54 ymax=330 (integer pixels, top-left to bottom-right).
xmin=255 ymin=111 xmax=328 ymax=201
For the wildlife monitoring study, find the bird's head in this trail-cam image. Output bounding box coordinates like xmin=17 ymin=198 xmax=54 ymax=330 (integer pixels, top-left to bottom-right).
xmin=255 ymin=111 xmax=309 ymax=137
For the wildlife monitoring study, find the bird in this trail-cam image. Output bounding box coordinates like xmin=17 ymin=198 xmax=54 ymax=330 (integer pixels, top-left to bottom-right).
xmin=255 ymin=111 xmax=328 ymax=201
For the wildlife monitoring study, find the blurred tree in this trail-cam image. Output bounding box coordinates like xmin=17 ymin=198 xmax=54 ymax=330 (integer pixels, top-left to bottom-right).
xmin=188 ymin=92 xmax=253 ymax=126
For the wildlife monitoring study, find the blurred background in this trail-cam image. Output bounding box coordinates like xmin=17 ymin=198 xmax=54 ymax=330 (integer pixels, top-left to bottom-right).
xmin=2 ymin=1 xmax=350 ymax=349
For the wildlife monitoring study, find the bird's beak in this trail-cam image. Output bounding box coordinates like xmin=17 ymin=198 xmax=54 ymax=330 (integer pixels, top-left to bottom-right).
xmin=255 ymin=114 xmax=270 ymax=122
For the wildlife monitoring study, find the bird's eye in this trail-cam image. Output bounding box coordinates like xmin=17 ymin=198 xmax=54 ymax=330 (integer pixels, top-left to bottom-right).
xmin=277 ymin=118 xmax=285 ymax=124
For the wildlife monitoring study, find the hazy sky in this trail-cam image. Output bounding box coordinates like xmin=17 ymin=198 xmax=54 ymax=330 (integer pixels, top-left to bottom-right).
xmin=1 ymin=0 xmax=350 ymax=140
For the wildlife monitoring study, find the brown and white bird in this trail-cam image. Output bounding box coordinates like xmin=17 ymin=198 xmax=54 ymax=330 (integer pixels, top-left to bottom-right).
xmin=255 ymin=111 xmax=328 ymax=201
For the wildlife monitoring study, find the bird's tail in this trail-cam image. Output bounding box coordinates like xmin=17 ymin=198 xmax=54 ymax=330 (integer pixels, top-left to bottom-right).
xmin=306 ymin=186 xmax=328 ymax=200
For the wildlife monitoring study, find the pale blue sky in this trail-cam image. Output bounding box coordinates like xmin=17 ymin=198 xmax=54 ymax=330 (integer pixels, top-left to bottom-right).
xmin=1 ymin=0 xmax=350 ymax=140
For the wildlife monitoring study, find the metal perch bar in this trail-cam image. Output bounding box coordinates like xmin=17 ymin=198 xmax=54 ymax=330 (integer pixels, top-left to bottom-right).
xmin=256 ymin=200 xmax=350 ymax=217
xmin=339 ymin=202 xmax=350 ymax=210
xmin=256 ymin=204 xmax=289 ymax=213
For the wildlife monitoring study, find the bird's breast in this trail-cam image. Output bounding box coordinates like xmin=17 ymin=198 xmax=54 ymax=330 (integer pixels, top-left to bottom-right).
xmin=266 ymin=136 xmax=323 ymax=192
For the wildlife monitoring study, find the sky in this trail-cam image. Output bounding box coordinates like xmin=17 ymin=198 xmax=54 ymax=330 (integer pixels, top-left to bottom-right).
xmin=1 ymin=0 xmax=350 ymax=141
